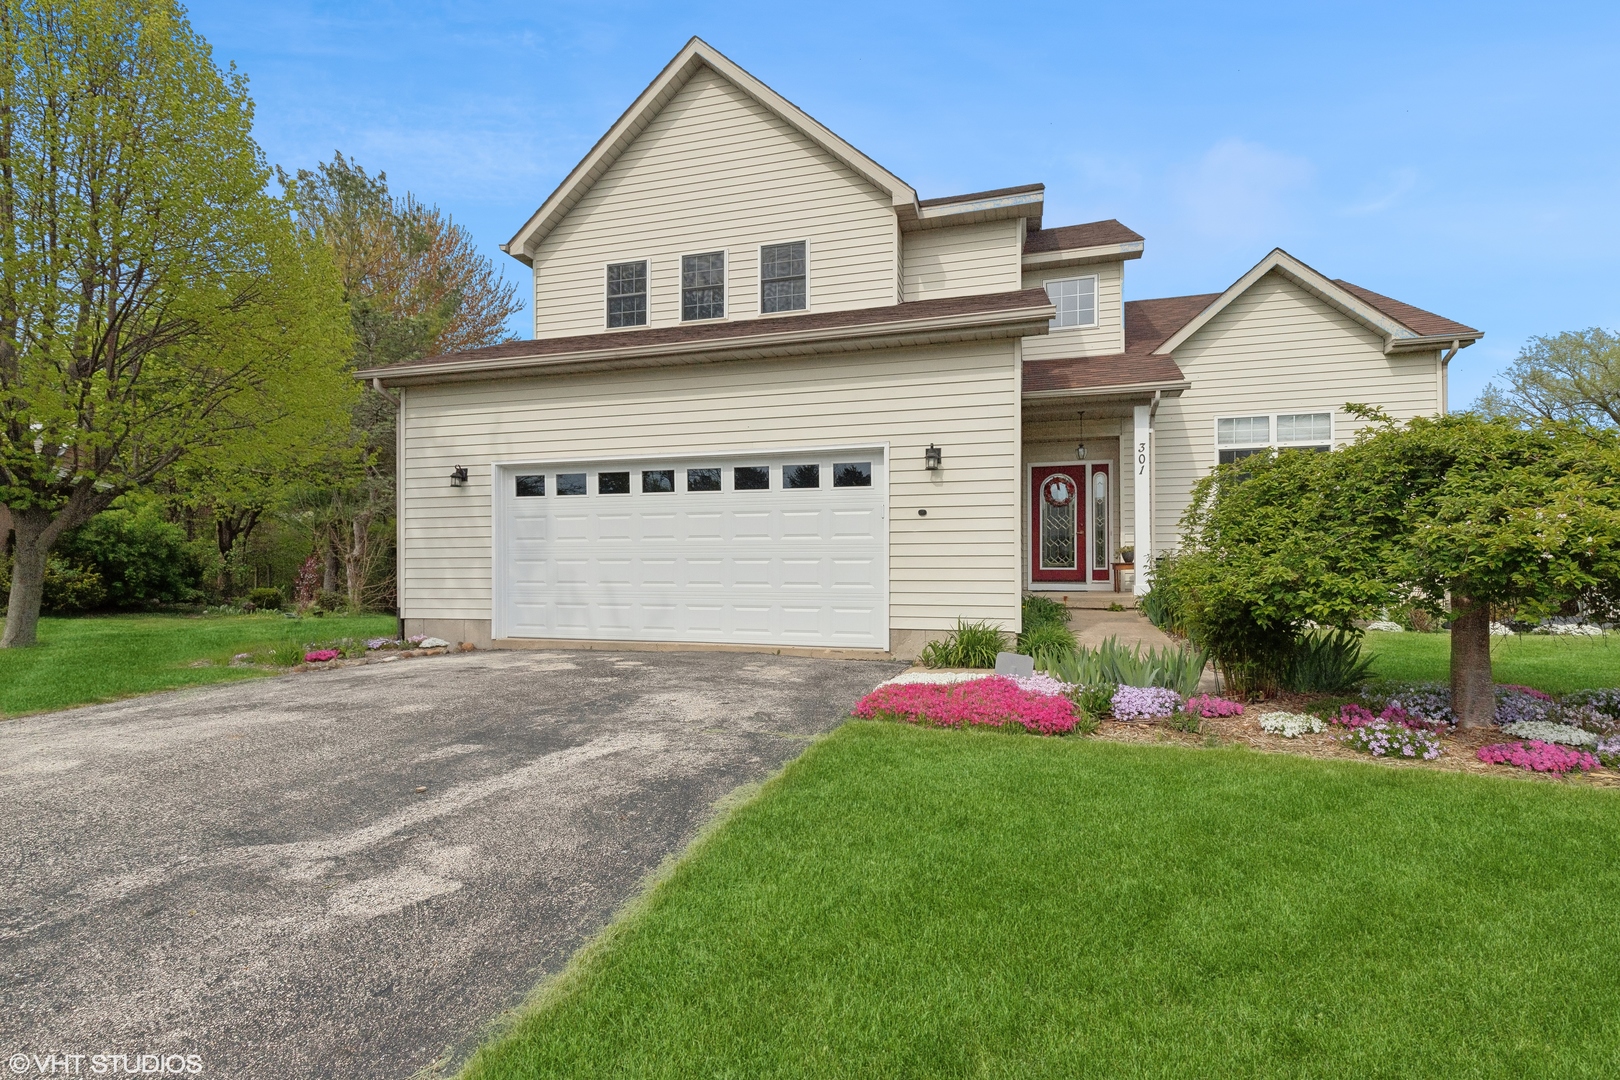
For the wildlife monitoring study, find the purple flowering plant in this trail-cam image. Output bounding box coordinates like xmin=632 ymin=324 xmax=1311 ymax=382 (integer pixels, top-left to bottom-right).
xmin=1111 ymin=685 xmax=1184 ymax=722
xmin=1339 ymin=720 xmax=1442 ymax=760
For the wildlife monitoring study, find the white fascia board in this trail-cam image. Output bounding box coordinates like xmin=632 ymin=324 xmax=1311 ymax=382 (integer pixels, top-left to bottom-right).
xmin=1021 ymin=241 xmax=1145 ymax=270
xmin=362 ymin=304 xmax=1054 ymax=387
xmin=1152 ymin=248 xmax=1417 ymax=356
xmin=1022 ymin=380 xmax=1190 ymax=400
xmin=504 ymin=38 xmax=918 ymax=264
xmin=909 ymin=190 xmax=1046 ymax=230
xmin=1385 ymin=332 xmax=1483 ymax=354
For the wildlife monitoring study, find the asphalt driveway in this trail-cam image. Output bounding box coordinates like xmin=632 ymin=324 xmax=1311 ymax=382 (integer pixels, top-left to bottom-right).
xmin=1 ymin=649 xmax=904 ymax=1079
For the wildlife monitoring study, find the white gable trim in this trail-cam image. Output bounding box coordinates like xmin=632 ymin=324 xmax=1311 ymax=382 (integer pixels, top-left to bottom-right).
xmin=1153 ymin=248 xmax=1420 ymax=356
xmin=503 ymin=38 xmax=918 ymax=266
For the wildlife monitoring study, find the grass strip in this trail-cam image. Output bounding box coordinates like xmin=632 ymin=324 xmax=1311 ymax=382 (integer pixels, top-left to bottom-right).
xmin=1363 ymin=628 xmax=1620 ymax=692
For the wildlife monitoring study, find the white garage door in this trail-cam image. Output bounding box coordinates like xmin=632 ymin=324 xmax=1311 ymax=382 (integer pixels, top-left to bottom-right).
xmin=494 ymin=449 xmax=887 ymax=649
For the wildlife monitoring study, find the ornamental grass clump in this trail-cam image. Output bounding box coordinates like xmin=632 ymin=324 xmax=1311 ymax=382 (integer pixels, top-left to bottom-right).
xmin=1185 ymin=694 xmax=1243 ymax=718
xmin=1110 ymin=685 xmax=1183 ymax=722
xmin=1477 ymin=740 xmax=1599 ymax=774
xmin=1499 ymin=720 xmax=1598 ymax=748
xmin=853 ymin=677 xmax=1077 ymax=736
xmin=1340 ymin=720 xmax=1442 ymax=760
xmin=1258 ymin=711 xmax=1325 ymax=738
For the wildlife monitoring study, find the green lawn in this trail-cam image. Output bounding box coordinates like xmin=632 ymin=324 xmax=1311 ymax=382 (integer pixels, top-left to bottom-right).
xmin=0 ymin=611 xmax=396 ymax=717
xmin=463 ymin=723 xmax=1620 ymax=1079
xmin=1364 ymin=628 xmax=1620 ymax=693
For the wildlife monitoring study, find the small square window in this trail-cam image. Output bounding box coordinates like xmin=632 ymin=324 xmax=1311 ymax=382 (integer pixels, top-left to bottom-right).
xmin=556 ymin=473 xmax=586 ymax=495
xmin=1278 ymin=412 xmax=1331 ymax=444
xmin=599 ymin=471 xmax=630 ymax=494
xmin=515 ymin=474 xmax=545 ymax=497
xmin=1217 ymin=447 xmax=1264 ymax=465
xmin=641 ymin=469 xmax=674 ymax=493
xmin=687 ymin=468 xmax=721 ymax=492
xmin=681 ymin=252 xmax=725 ymax=321
xmin=832 ymin=462 xmax=871 ymax=487
xmin=1217 ymin=416 xmax=1270 ymax=446
xmin=760 ymin=241 xmax=806 ymax=313
xmin=606 ymin=261 xmax=647 ymax=328
xmin=784 ymin=463 xmax=820 ymax=489
xmin=1045 ymin=277 xmax=1098 ymax=329
xmin=734 ymin=465 xmax=770 ymax=490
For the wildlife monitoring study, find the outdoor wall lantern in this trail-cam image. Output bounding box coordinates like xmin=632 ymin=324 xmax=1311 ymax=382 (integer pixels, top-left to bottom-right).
xmin=1075 ymin=410 xmax=1087 ymax=460
xmin=924 ymin=444 xmax=942 ymax=470
xmin=450 ymin=465 xmax=469 ymax=487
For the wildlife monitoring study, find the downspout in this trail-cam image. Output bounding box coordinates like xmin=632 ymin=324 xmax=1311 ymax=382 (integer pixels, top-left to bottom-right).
xmin=1438 ymin=339 xmax=1460 ymax=416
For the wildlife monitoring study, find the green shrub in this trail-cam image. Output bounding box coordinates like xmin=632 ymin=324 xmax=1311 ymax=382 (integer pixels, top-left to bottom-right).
xmin=919 ymin=620 xmax=1006 ymax=668
xmin=269 ymin=638 xmax=307 ymax=666
xmin=1137 ymin=554 xmax=1189 ymax=636
xmin=44 ymin=558 xmax=109 ymax=612
xmin=1016 ymin=622 xmax=1077 ymax=660
xmin=1021 ymin=595 xmax=1070 ymax=630
xmin=246 ymin=586 xmax=284 ymax=611
xmin=1069 ymin=682 xmax=1116 ymax=733
xmin=315 ymin=589 xmax=349 ymax=614
xmin=1279 ymin=629 xmax=1375 ymax=693
xmin=55 ymin=504 xmax=208 ymax=608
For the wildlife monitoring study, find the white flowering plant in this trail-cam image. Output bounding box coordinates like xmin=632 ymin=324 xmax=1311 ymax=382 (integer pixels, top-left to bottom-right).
xmin=1258 ymin=711 xmax=1325 ymax=739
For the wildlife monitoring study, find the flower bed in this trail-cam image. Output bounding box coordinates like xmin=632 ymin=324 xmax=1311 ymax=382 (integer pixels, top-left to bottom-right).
xmin=1111 ymin=685 xmax=1183 ymax=722
xmin=1186 ymin=694 xmax=1243 ymax=718
xmin=1499 ymin=720 xmax=1598 ymax=748
xmin=1258 ymin=711 xmax=1324 ymax=738
xmin=304 ymin=649 xmax=340 ymax=663
xmin=1477 ymin=740 xmax=1599 ymax=774
xmin=1339 ymin=720 xmax=1442 ymax=760
xmin=853 ymin=677 xmax=1077 ymax=736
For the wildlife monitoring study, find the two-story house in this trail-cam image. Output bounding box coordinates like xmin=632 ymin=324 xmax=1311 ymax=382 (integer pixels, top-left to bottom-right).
xmin=361 ymin=38 xmax=1480 ymax=659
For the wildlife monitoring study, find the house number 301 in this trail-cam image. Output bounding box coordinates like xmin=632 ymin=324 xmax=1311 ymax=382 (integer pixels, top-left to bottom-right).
xmin=1137 ymin=441 xmax=1148 ymax=476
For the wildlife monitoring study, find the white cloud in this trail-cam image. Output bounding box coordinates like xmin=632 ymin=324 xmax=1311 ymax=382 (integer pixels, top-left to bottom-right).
xmin=1171 ymin=138 xmax=1315 ymax=243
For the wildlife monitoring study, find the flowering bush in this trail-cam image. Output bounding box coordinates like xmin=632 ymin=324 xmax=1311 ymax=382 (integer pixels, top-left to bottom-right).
xmin=1566 ymin=689 xmax=1620 ymax=731
xmin=1258 ymin=711 xmax=1324 ymax=738
xmin=1531 ymin=620 xmax=1605 ymax=636
xmin=304 ymin=649 xmax=340 ymax=663
xmin=1494 ymin=687 xmax=1564 ymax=727
xmin=1185 ymin=694 xmax=1243 ymax=718
xmin=853 ymin=676 xmax=1077 ymax=735
xmin=1340 ymin=720 xmax=1442 ymax=760
xmin=1477 ymin=740 xmax=1599 ymax=774
xmin=1499 ymin=720 xmax=1598 ymax=748
xmin=1596 ymin=735 xmax=1620 ymax=768
xmin=1496 ymin=683 xmax=1552 ymax=702
xmin=366 ymin=637 xmax=399 ymax=650
xmin=1111 ymin=685 xmax=1184 ymax=722
xmin=1005 ymin=671 xmax=1072 ymax=697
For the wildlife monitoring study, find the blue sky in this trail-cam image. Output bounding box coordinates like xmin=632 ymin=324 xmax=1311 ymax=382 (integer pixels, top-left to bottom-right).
xmin=189 ymin=1 xmax=1620 ymax=407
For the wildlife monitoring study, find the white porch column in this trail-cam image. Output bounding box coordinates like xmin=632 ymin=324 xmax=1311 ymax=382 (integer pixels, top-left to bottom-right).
xmin=1132 ymin=404 xmax=1152 ymax=596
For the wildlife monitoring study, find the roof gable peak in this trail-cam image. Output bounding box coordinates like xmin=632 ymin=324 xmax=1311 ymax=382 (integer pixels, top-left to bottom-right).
xmin=503 ymin=38 xmax=918 ymax=265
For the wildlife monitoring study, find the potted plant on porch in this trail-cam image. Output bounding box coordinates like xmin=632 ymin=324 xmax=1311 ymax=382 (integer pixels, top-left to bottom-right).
xmin=1113 ymin=546 xmax=1135 ymax=594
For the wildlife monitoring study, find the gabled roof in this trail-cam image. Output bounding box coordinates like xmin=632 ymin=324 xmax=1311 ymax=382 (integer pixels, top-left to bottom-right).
xmin=1024 ymin=219 xmax=1144 ymax=254
xmin=1154 ymin=248 xmax=1482 ymax=356
xmin=1020 ymin=294 xmax=1210 ymax=397
xmin=913 ymin=183 xmax=1045 ymax=230
xmin=503 ymin=38 xmax=919 ymax=266
xmin=360 ymin=289 xmax=1056 ymax=386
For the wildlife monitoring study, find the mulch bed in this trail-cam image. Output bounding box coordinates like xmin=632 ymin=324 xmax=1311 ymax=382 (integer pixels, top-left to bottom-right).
xmin=1095 ymin=696 xmax=1620 ymax=789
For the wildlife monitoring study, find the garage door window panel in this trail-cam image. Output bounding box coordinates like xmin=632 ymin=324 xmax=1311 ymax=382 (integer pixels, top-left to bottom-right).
xmin=833 ymin=462 xmax=871 ymax=487
xmin=642 ymin=469 xmax=674 ymax=493
xmin=557 ymin=473 xmax=586 ymax=495
xmin=734 ymin=466 xmax=770 ymax=490
xmin=687 ymin=468 xmax=721 ymax=492
xmin=599 ymin=471 xmax=630 ymax=494
xmin=784 ymin=464 xmax=820 ymax=489
xmin=515 ymin=475 xmax=545 ymax=497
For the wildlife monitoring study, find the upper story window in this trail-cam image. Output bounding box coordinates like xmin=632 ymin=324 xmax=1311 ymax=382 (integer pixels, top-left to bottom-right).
xmin=1216 ymin=412 xmax=1332 ymax=465
xmin=606 ymin=260 xmax=647 ymax=328
xmin=681 ymin=251 xmax=726 ymax=321
xmin=1045 ymin=276 xmax=1098 ymax=330
xmin=760 ymin=241 xmax=807 ymax=313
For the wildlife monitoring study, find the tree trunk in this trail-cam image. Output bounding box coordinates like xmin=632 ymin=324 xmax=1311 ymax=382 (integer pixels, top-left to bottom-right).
xmin=346 ymin=513 xmax=372 ymax=611
xmin=323 ymin=530 xmax=341 ymax=593
xmin=1450 ymin=594 xmax=1495 ymax=728
xmin=2 ymin=508 xmax=51 ymax=648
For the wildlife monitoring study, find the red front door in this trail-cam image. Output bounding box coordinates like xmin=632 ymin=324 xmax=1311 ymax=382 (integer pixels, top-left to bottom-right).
xmin=1031 ymin=465 xmax=1087 ymax=583
xmin=1031 ymin=463 xmax=1112 ymax=585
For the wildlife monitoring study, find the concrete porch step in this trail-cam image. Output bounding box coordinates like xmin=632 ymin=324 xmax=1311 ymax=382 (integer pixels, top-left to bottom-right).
xmin=1027 ymin=591 xmax=1137 ymax=610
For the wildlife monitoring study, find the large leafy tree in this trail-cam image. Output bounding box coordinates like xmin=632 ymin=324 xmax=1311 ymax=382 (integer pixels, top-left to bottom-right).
xmin=275 ymin=155 xmax=521 ymax=608
xmin=1163 ymin=413 xmax=1620 ymax=725
xmin=1477 ymin=328 xmax=1620 ymax=428
xmin=0 ymin=0 xmax=353 ymax=646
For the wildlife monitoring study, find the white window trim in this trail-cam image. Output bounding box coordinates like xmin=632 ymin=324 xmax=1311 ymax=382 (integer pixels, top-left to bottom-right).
xmin=679 ymin=248 xmax=728 ymax=322
xmin=1043 ymin=274 xmax=1100 ymax=331
xmin=602 ymin=257 xmax=652 ymax=331
xmin=757 ymin=238 xmax=811 ymax=317
xmin=1211 ymin=411 xmax=1335 ymax=464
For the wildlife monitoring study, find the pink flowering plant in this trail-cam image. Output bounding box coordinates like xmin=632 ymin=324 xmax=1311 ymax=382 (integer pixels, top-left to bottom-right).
xmin=1111 ymin=685 xmax=1183 ymax=722
xmin=1477 ymin=740 xmax=1599 ymax=775
xmin=853 ymin=676 xmax=1077 ymax=736
xmin=1185 ymin=694 xmax=1243 ymax=718
xmin=304 ymin=649 xmax=340 ymax=663
xmin=1339 ymin=720 xmax=1442 ymax=760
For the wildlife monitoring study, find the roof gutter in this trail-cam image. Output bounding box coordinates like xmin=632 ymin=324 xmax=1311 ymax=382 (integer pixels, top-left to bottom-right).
xmin=1022 ymin=379 xmax=1190 ymax=400
xmin=361 ymin=301 xmax=1056 ymax=387
xmin=1021 ymin=240 xmax=1144 ymax=270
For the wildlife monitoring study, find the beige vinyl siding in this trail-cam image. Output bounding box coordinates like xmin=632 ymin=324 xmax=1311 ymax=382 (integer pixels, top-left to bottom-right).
xmin=1150 ymin=270 xmax=1444 ymax=554
xmin=400 ymin=341 xmax=1022 ymax=633
xmin=902 ymin=220 xmax=1024 ymax=301
xmin=531 ymin=67 xmax=897 ymax=336
xmin=1019 ymin=260 xmax=1125 ymax=358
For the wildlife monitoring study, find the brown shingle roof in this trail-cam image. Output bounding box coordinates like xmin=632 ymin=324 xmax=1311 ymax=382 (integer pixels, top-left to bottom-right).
xmin=918 ymin=183 xmax=1044 ymax=208
xmin=1024 ymin=219 xmax=1144 ymax=254
xmin=1021 ymin=293 xmax=1214 ymax=395
xmin=1331 ymin=279 xmax=1480 ymax=339
xmin=365 ymin=288 xmax=1056 ymax=375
